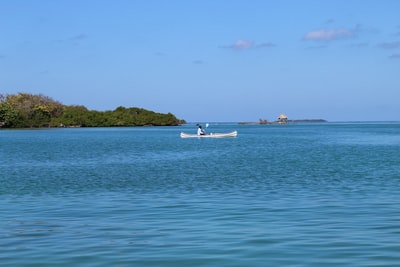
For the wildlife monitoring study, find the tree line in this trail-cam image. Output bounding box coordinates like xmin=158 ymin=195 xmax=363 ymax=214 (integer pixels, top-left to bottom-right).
xmin=0 ymin=93 xmax=185 ymax=128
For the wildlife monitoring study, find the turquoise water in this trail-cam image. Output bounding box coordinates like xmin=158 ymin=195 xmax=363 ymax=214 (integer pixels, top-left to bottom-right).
xmin=1 ymin=123 xmax=400 ymax=266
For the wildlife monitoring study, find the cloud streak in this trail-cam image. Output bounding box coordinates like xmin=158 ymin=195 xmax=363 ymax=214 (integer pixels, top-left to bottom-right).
xmin=256 ymin=42 xmax=276 ymax=48
xmin=378 ymin=41 xmax=400 ymax=49
xmin=193 ymin=59 xmax=204 ymax=64
xmin=69 ymin=33 xmax=87 ymax=41
xmin=221 ymin=39 xmax=276 ymax=50
xmin=231 ymin=39 xmax=254 ymax=50
xmin=303 ymin=28 xmax=356 ymax=41
xmin=389 ymin=54 xmax=400 ymax=59
xmin=56 ymin=33 xmax=88 ymax=44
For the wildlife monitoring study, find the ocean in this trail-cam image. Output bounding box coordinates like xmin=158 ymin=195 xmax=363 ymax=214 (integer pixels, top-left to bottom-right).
xmin=1 ymin=122 xmax=399 ymax=266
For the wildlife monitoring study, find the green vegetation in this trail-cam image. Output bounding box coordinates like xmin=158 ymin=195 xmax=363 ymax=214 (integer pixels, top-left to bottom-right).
xmin=0 ymin=93 xmax=185 ymax=128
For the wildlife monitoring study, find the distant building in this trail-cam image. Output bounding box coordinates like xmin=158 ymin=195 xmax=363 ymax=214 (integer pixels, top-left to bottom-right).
xmin=277 ymin=114 xmax=288 ymax=124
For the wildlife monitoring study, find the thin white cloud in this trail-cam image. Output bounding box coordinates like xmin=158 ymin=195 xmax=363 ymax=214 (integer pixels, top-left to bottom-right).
xmin=232 ymin=39 xmax=254 ymax=50
xmin=221 ymin=39 xmax=276 ymax=50
xmin=303 ymin=28 xmax=355 ymax=41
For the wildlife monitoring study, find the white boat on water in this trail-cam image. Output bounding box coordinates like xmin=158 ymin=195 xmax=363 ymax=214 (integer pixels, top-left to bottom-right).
xmin=180 ymin=130 xmax=237 ymax=138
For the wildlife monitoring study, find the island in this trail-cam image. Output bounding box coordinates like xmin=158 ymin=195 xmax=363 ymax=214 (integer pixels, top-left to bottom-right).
xmin=239 ymin=114 xmax=327 ymax=125
xmin=0 ymin=93 xmax=185 ymax=128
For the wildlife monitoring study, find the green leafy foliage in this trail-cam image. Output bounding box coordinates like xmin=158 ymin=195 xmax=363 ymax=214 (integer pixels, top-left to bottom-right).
xmin=0 ymin=93 xmax=185 ymax=128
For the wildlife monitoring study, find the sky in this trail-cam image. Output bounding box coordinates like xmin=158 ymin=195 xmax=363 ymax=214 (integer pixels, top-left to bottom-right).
xmin=1 ymin=0 xmax=399 ymax=122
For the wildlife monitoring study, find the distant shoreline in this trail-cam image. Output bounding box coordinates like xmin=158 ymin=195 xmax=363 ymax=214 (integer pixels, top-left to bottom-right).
xmin=238 ymin=119 xmax=327 ymax=125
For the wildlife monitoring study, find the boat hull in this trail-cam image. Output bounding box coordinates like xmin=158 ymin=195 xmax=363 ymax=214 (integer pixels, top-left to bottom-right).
xmin=180 ymin=130 xmax=237 ymax=138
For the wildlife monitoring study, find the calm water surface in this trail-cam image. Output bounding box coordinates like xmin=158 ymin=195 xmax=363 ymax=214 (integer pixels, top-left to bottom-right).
xmin=1 ymin=123 xmax=400 ymax=266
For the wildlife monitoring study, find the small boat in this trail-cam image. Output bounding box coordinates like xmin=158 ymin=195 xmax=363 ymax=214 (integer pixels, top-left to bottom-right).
xmin=180 ymin=130 xmax=237 ymax=138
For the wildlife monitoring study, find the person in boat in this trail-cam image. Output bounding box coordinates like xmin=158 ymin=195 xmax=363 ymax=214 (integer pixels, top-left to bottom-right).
xmin=197 ymin=124 xmax=206 ymax=135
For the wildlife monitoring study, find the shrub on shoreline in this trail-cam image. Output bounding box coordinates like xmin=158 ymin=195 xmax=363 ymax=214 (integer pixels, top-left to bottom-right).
xmin=0 ymin=93 xmax=185 ymax=128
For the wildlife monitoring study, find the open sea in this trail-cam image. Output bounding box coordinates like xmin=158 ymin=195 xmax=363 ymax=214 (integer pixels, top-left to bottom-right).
xmin=1 ymin=122 xmax=400 ymax=267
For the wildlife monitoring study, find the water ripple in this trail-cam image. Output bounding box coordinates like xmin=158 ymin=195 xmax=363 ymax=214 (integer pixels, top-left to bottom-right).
xmin=1 ymin=124 xmax=400 ymax=266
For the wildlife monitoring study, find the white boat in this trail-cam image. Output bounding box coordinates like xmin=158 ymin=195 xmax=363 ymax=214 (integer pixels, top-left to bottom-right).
xmin=180 ymin=130 xmax=237 ymax=138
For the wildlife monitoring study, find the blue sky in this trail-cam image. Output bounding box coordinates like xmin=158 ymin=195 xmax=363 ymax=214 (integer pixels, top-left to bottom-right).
xmin=1 ymin=0 xmax=399 ymax=122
